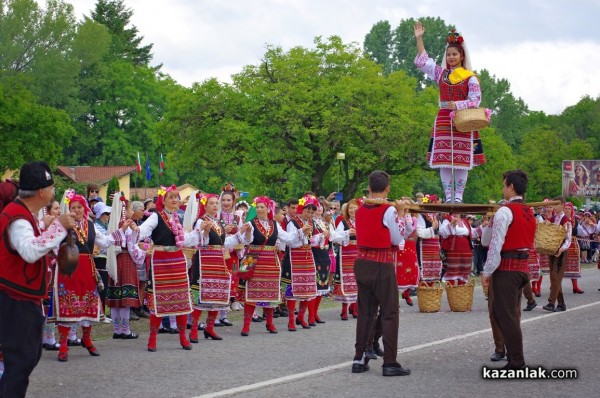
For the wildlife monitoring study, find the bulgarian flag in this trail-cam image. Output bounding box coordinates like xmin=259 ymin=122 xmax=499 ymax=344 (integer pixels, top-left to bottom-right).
xmin=136 ymin=152 xmax=142 ymax=174
xmin=159 ymin=153 xmax=165 ymax=176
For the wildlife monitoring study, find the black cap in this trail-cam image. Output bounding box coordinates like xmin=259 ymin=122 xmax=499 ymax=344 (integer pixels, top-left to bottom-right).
xmin=19 ymin=162 xmax=54 ymax=191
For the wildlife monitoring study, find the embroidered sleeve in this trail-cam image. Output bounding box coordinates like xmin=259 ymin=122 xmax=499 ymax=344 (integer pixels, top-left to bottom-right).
xmin=560 ymin=221 xmax=572 ymax=252
xmin=455 ymin=76 xmax=482 ymax=110
xmin=138 ymin=213 xmax=158 ymax=241
xmin=8 ymin=219 xmax=68 ymax=263
xmin=415 ymin=50 xmax=443 ymax=84
xmin=438 ymin=219 xmax=452 ymax=238
xmin=94 ymin=224 xmax=125 ymax=250
xmin=275 ymin=223 xmax=296 ymax=245
xmin=126 ymin=231 xmax=146 ymax=265
xmin=483 ymin=207 xmax=512 ymax=276
xmin=383 ymin=207 xmax=404 ymax=246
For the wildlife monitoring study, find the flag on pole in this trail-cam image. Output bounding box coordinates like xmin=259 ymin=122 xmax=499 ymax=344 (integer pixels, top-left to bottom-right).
xmin=136 ymin=152 xmax=142 ymax=174
xmin=145 ymin=157 xmax=152 ymax=181
xmin=245 ymin=203 xmax=257 ymax=222
xmin=159 ymin=153 xmax=165 ymax=176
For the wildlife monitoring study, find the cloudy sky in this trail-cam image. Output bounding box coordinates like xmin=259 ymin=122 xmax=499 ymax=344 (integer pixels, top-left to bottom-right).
xmin=70 ymin=0 xmax=600 ymax=115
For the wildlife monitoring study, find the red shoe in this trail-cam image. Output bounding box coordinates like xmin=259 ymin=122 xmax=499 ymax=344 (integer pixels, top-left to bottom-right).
xmin=266 ymin=324 xmax=278 ymax=334
xmin=573 ymin=288 xmax=584 ymax=294
xmin=288 ymin=319 xmax=297 ymax=332
xmin=58 ymin=351 xmax=68 ymax=362
xmin=340 ymin=313 xmax=348 ymax=321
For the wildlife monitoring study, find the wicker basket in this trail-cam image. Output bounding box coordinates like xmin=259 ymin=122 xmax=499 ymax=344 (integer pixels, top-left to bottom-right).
xmin=453 ymin=108 xmax=489 ymax=132
xmin=181 ymin=247 xmax=197 ymax=261
xmin=417 ymin=281 xmax=444 ymax=313
xmin=445 ymin=279 xmax=475 ymax=312
xmin=534 ymin=222 xmax=566 ymax=255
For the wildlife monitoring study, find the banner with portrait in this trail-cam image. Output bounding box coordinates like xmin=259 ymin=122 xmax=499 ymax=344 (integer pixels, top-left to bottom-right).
xmin=562 ymin=160 xmax=600 ymax=198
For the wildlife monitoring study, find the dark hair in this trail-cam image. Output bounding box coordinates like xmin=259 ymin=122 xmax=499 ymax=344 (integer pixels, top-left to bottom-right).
xmin=45 ymin=199 xmax=59 ymax=214
xmin=86 ymin=183 xmax=100 ymax=197
xmin=368 ymin=170 xmax=390 ymax=193
xmin=503 ymin=169 xmax=528 ymax=196
xmin=303 ymin=203 xmax=318 ymax=212
xmin=552 ymin=196 xmax=566 ymax=204
xmin=447 ymin=43 xmax=466 ymax=67
xmin=288 ymin=199 xmax=299 ymax=206
xmin=221 ymin=191 xmax=236 ymax=201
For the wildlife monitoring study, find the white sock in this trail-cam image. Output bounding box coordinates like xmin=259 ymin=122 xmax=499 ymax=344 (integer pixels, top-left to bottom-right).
xmin=43 ymin=322 xmax=56 ymax=345
xmin=440 ymin=168 xmax=453 ymax=201
xmin=121 ymin=307 xmax=131 ymax=335
xmin=454 ymin=169 xmax=468 ymax=201
xmin=68 ymin=323 xmax=78 ymax=340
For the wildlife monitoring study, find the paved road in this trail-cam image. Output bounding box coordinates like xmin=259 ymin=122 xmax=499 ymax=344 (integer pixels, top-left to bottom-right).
xmin=28 ymin=268 xmax=600 ymax=398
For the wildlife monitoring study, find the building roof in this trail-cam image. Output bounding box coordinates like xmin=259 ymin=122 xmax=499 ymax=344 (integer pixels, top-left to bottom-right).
xmin=130 ymin=184 xmax=198 ymax=201
xmin=56 ymin=166 xmax=137 ymax=185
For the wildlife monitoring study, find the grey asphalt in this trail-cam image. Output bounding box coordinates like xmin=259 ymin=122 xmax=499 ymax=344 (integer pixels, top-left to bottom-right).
xmin=28 ymin=268 xmax=600 ymax=398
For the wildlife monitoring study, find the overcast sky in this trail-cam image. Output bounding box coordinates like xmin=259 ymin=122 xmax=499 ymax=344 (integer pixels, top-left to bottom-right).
xmin=69 ymin=0 xmax=600 ymax=115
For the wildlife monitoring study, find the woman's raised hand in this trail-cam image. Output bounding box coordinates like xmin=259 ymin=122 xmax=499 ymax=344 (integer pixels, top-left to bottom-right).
xmin=414 ymin=21 xmax=425 ymax=38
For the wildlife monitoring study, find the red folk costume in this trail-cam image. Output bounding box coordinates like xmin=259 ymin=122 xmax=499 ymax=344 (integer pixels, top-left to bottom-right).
xmin=416 ymin=212 xmax=443 ymax=283
xmin=439 ymin=214 xmax=473 ymax=284
xmin=219 ymin=184 xmax=242 ymax=300
xmin=396 ymin=216 xmax=420 ymax=290
xmin=54 ymin=194 xmax=126 ymax=361
xmin=330 ymin=199 xmax=361 ymax=319
xmin=415 ymin=30 xmax=485 ymax=203
xmin=187 ymin=193 xmax=251 ymax=342
xmin=239 ymin=196 xmax=296 ymax=335
xmin=281 ymin=195 xmax=323 ymax=331
xmin=136 ymin=185 xmax=201 ymax=352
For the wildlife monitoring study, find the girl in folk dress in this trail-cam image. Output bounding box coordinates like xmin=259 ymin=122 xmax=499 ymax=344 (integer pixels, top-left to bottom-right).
xmin=330 ymin=199 xmax=360 ymax=320
xmin=414 ymin=21 xmax=485 ymax=203
xmin=135 ymin=185 xmax=203 ymax=352
xmin=187 ymin=194 xmax=252 ymax=342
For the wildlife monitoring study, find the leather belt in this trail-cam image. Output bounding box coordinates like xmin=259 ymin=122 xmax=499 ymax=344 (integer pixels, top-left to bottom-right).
xmin=500 ymin=251 xmax=529 ymax=260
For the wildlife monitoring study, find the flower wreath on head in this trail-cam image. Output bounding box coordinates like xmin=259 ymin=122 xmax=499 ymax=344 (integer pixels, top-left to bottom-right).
xmin=64 ymin=189 xmax=75 ymax=205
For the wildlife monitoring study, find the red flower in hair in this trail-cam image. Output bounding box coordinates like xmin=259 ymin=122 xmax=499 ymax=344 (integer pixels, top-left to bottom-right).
xmin=457 ymin=36 xmax=464 ymax=44
xmin=120 ymin=196 xmax=127 ymax=202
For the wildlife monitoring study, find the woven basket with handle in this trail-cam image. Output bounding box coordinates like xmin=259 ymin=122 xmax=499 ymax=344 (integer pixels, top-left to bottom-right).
xmin=453 ymin=108 xmax=489 ymax=132
xmin=417 ymin=281 xmax=444 ymax=313
xmin=534 ymin=222 xmax=566 ymax=255
xmin=445 ymin=279 xmax=475 ymax=312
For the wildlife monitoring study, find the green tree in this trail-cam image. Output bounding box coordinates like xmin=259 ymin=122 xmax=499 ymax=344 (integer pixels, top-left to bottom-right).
xmin=363 ymin=20 xmax=394 ymax=75
xmin=160 ymin=36 xmax=437 ymax=199
xmin=478 ymin=69 xmax=529 ymax=149
xmin=388 ymin=17 xmax=452 ymax=87
xmin=0 ymin=81 xmax=75 ymax=170
xmin=90 ymin=0 xmax=153 ymax=66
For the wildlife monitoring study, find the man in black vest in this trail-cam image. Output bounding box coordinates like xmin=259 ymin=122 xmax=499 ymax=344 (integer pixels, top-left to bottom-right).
xmin=0 ymin=162 xmax=74 ymax=398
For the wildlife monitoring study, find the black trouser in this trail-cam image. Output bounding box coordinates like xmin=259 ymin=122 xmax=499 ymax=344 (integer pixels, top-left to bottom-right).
xmin=94 ymin=257 xmax=109 ymax=309
xmin=354 ymin=259 xmax=399 ymax=365
xmin=0 ymin=291 xmax=45 ymax=398
xmin=489 ymin=270 xmax=529 ymax=368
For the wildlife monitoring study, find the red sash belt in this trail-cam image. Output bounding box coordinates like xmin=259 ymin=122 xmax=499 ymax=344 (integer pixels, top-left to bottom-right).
xmin=357 ymin=248 xmax=395 ymax=264
xmin=498 ymin=257 xmax=529 ymax=273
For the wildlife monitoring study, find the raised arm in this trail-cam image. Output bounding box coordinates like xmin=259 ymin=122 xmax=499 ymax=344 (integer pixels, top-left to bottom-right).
xmin=414 ymin=21 xmax=426 ymax=55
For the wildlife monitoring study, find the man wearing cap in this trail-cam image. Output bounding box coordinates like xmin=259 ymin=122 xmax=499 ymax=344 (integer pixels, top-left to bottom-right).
xmin=0 ymin=161 xmax=75 ymax=397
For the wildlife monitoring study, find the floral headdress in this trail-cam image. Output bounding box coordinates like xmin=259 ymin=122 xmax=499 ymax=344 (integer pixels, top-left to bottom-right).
xmin=155 ymin=184 xmax=178 ymax=211
xmin=446 ymin=28 xmax=464 ymax=45
xmin=442 ymin=28 xmax=472 ymax=71
xmin=422 ymin=194 xmax=438 ymax=204
xmin=297 ymin=194 xmax=320 ymax=214
xmin=197 ymin=193 xmax=219 ymax=219
xmin=253 ymin=196 xmax=275 ymax=220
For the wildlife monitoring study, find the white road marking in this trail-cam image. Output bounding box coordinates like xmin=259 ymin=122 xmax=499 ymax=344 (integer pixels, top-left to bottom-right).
xmin=193 ymin=300 xmax=600 ymax=398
